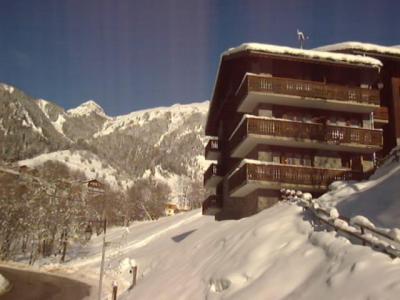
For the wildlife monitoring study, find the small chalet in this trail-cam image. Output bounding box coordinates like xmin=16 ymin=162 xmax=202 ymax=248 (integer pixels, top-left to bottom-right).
xmin=19 ymin=165 xmax=30 ymax=173
xmin=165 ymin=202 xmax=179 ymax=216
xmin=84 ymin=179 xmax=105 ymax=195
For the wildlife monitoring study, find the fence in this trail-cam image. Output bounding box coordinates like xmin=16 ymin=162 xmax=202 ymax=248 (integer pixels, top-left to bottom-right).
xmin=301 ymin=201 xmax=400 ymax=259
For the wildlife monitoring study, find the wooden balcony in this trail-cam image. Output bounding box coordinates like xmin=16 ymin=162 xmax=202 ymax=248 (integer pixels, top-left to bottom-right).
xmin=202 ymin=195 xmax=222 ymax=216
xmin=373 ymin=106 xmax=389 ymax=124
xmin=204 ymin=163 xmax=222 ymax=188
xmin=205 ymin=139 xmax=220 ymax=160
xmin=236 ymin=74 xmax=380 ymax=113
xmin=230 ymin=117 xmax=383 ymax=157
xmin=229 ymin=163 xmax=364 ymax=197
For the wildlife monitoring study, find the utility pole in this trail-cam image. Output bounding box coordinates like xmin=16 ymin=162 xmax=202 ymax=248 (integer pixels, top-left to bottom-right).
xmin=87 ymin=179 xmax=106 ymax=300
xmin=98 ymin=213 xmax=107 ymax=300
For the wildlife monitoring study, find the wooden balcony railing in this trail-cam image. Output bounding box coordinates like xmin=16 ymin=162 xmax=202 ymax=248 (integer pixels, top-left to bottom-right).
xmin=373 ymin=106 xmax=389 ymax=121
xmin=202 ymin=195 xmax=222 ymax=215
xmin=205 ymin=139 xmax=220 ymax=158
xmin=230 ymin=117 xmax=383 ymax=151
xmin=203 ymin=163 xmax=222 ymax=186
xmin=237 ymin=74 xmax=380 ymax=105
xmin=229 ymin=163 xmax=364 ymax=194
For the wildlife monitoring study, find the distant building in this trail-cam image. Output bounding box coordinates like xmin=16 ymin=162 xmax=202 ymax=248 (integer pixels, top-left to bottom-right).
xmin=82 ymin=179 xmax=105 ymax=197
xmin=19 ymin=165 xmax=30 ymax=173
xmin=165 ymin=202 xmax=179 ymax=216
xmin=203 ymin=43 xmax=385 ymax=219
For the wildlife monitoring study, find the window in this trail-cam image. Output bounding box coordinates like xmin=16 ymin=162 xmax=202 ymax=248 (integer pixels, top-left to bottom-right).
xmin=328 ymin=116 xmax=337 ymax=125
xmin=272 ymin=152 xmax=280 ymax=163
xmin=348 ymin=90 xmax=357 ymax=100
xmin=337 ymin=117 xmax=346 ymax=126
xmin=294 ymin=154 xmax=301 ymax=165
xmin=286 ymin=153 xmax=296 ymax=165
xmin=350 ymin=118 xmax=360 ymax=127
xmin=303 ymin=114 xmax=312 ymax=123
xmin=303 ymin=155 xmax=312 ymax=166
xmin=341 ymin=157 xmax=351 ymax=168
xmin=258 ymin=151 xmax=272 ymax=162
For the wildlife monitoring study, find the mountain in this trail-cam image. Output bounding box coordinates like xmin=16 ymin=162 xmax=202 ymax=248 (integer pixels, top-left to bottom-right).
xmin=0 ymin=84 xmax=71 ymax=161
xmin=0 ymin=82 xmax=210 ymax=199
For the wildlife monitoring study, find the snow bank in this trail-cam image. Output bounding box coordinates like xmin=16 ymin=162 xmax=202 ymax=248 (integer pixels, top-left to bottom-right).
xmin=0 ymin=273 xmax=10 ymax=295
xmin=350 ymin=216 xmax=375 ymax=229
xmin=317 ymin=147 xmax=400 ymax=228
xmin=57 ymin=203 xmax=400 ymax=300
xmin=329 ymin=208 xmax=339 ymax=220
xmin=224 ymin=43 xmax=382 ymax=68
xmin=315 ymin=41 xmax=400 ymax=57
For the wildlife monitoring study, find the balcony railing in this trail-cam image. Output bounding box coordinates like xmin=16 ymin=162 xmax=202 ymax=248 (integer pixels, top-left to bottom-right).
xmin=202 ymin=195 xmax=222 ymax=215
xmin=229 ymin=163 xmax=364 ymax=195
xmin=230 ymin=117 xmax=383 ymax=153
xmin=203 ymin=163 xmax=222 ymax=187
xmin=237 ymin=74 xmax=380 ymax=106
xmin=373 ymin=106 xmax=389 ymax=122
xmin=205 ymin=139 xmax=220 ymax=160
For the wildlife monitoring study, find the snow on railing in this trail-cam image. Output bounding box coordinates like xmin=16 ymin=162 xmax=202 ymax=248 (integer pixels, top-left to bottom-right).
xmin=295 ymin=196 xmax=400 ymax=259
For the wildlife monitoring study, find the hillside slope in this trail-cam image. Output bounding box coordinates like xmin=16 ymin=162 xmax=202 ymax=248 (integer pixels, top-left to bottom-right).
xmin=54 ymin=203 xmax=400 ymax=300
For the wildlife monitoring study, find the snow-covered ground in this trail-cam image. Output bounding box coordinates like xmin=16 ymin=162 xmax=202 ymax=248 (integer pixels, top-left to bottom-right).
xmin=11 ymin=138 xmax=400 ymax=299
xmin=317 ymin=147 xmax=400 ymax=228
xmin=36 ymin=200 xmax=400 ymax=300
xmin=0 ymin=273 xmax=10 ymax=295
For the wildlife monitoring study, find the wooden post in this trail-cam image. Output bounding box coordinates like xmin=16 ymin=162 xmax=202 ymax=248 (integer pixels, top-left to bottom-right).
xmin=360 ymin=226 xmax=366 ymax=246
xmin=112 ymin=281 xmax=118 ymax=300
xmin=98 ymin=217 xmax=107 ymax=300
xmin=130 ymin=265 xmax=138 ymax=288
xmin=61 ymin=228 xmax=68 ymax=263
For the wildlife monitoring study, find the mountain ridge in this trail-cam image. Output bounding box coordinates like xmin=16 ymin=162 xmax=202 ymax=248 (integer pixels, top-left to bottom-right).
xmin=0 ymin=83 xmax=210 ymax=201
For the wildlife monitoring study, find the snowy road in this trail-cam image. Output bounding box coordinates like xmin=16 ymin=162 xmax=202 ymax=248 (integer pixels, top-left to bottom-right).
xmin=0 ymin=266 xmax=92 ymax=300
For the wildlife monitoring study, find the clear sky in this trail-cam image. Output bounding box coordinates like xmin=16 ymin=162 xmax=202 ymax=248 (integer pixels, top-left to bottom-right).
xmin=1 ymin=0 xmax=399 ymax=115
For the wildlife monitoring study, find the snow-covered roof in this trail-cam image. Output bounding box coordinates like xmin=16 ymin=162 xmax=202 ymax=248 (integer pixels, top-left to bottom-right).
xmin=314 ymin=42 xmax=400 ymax=58
xmin=223 ymin=43 xmax=382 ymax=68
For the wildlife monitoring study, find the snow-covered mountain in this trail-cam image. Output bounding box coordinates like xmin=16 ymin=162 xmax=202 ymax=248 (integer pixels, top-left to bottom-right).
xmin=0 ymin=84 xmax=71 ymax=161
xmin=0 ymin=82 xmax=210 ymax=196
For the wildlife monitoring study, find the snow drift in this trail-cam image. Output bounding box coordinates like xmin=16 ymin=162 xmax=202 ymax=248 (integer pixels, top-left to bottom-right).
xmin=318 ymin=147 xmax=400 ymax=228
xmin=54 ymin=202 xmax=400 ymax=300
xmin=0 ymin=273 xmax=10 ymax=296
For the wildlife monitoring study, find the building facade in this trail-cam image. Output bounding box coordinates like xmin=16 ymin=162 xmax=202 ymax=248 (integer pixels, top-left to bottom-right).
xmin=315 ymin=42 xmax=400 ymax=157
xmin=203 ymin=43 xmax=385 ymax=219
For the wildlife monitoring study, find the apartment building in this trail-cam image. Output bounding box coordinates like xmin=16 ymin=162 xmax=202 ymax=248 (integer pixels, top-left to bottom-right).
xmin=203 ymin=43 xmax=384 ymax=219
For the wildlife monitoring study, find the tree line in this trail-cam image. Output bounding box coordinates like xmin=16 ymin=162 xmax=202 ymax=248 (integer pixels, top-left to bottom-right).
xmin=0 ymin=161 xmax=204 ymax=264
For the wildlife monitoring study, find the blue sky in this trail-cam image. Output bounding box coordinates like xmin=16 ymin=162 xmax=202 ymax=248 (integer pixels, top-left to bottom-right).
xmin=0 ymin=0 xmax=399 ymax=115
